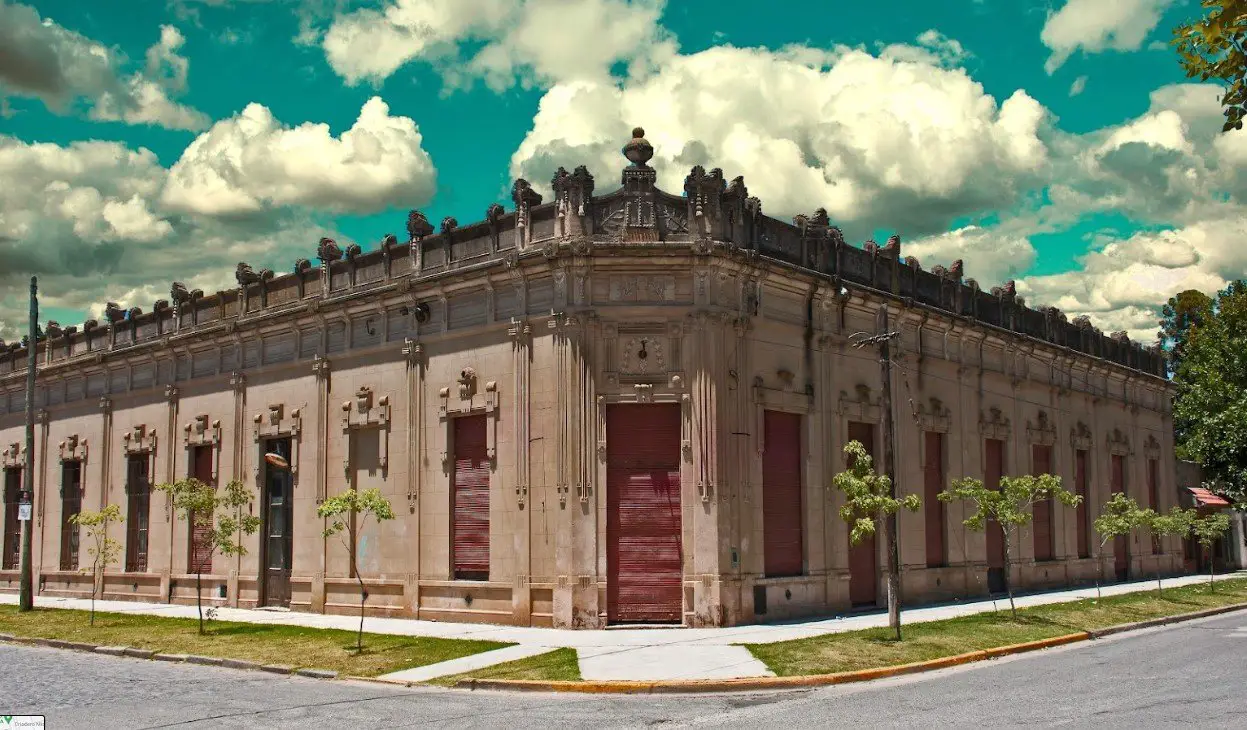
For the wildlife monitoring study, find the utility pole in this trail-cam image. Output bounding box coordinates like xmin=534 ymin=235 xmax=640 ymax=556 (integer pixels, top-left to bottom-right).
xmin=19 ymin=276 xmax=38 ymax=612
xmin=876 ymin=304 xmax=901 ymax=638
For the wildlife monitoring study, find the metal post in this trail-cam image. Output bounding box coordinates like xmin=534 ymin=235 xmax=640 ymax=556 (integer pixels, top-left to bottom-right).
xmin=877 ymin=305 xmax=902 ymax=639
xmin=18 ymin=276 xmax=38 ymax=612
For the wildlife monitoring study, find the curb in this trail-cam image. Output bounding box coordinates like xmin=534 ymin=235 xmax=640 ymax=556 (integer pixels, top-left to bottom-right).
xmin=453 ymin=603 xmax=1247 ymax=695
xmin=0 ymin=635 xmax=335 ymax=680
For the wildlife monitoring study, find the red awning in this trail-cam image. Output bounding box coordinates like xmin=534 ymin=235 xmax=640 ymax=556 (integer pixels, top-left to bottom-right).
xmin=1188 ymin=487 xmax=1231 ymax=507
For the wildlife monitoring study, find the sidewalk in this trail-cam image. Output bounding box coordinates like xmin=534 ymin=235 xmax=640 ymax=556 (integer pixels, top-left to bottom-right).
xmin=2 ymin=572 xmax=1239 ymax=681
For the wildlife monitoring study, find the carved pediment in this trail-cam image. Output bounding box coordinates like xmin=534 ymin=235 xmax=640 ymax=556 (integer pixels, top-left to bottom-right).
xmin=1144 ymin=433 xmax=1162 ymax=458
xmin=1070 ymin=421 xmax=1092 ymax=450
xmin=918 ymin=396 xmax=952 ymax=433
xmin=838 ymin=384 xmax=881 ymax=422
xmin=184 ymin=415 xmax=221 ymax=448
xmin=979 ymin=406 xmax=1011 ymax=440
xmin=1 ymin=443 xmax=23 ymax=469
xmin=342 ymin=386 xmax=390 ymax=431
xmin=1026 ymin=410 xmax=1055 ymax=446
xmin=59 ymin=434 xmax=88 ymax=463
xmin=122 ymin=424 xmax=156 ymax=455
xmin=1106 ymin=427 xmax=1132 ymax=456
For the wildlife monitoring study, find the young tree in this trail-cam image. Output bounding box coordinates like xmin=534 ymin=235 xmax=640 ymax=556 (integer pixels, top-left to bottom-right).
xmin=154 ymin=478 xmax=262 ymax=634
xmin=1091 ymin=493 xmax=1150 ymax=600
xmin=832 ymin=440 xmax=921 ymax=640
xmin=1190 ymin=512 xmax=1233 ymax=591
xmin=1143 ymin=507 xmax=1196 ymax=596
xmin=317 ymin=487 xmax=396 ymax=653
xmin=1172 ymin=1 xmax=1247 ymax=132
xmin=940 ymin=473 xmax=1082 ymax=618
xmin=69 ymin=504 xmax=124 ymax=626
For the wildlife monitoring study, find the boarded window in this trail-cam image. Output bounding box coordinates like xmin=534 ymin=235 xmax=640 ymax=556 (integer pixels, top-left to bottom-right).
xmin=3 ymin=469 xmax=21 ymax=570
xmin=924 ymin=432 xmax=946 ymax=568
xmin=125 ymin=455 xmax=151 ymax=572
xmin=1032 ymin=444 xmax=1054 ymax=562
xmin=763 ymin=411 xmax=803 ymax=577
xmin=452 ymin=415 xmax=490 ymax=580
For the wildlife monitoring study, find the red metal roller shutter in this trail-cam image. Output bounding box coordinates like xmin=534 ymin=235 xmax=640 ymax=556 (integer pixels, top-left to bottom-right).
xmin=3 ymin=470 xmax=20 ymax=571
xmin=924 ymin=431 xmax=946 ymax=568
xmin=453 ymin=415 xmax=490 ymax=580
xmin=189 ymin=446 xmax=215 ymax=574
xmin=1075 ymin=450 xmax=1090 ymax=558
xmin=1111 ymin=454 xmax=1128 ymax=580
xmin=607 ymin=403 xmax=682 ymax=623
xmin=846 ymin=421 xmax=877 ymax=606
xmin=763 ymin=411 xmax=803 ymax=577
xmin=1032 ymin=444 xmax=1054 ymax=562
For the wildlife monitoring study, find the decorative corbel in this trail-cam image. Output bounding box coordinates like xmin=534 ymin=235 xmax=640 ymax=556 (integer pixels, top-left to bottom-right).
xmin=438 ymin=369 xmax=501 ymax=469
xmin=837 ymin=383 xmax=881 ymax=423
xmin=253 ymin=404 xmax=302 ymax=483
xmin=1143 ymin=433 xmax=1161 ymax=460
xmin=917 ymin=396 xmax=951 ymax=433
xmin=1106 ymin=427 xmax=1132 ymax=456
xmin=58 ymin=434 xmax=88 ymax=464
xmin=1070 ymin=421 xmax=1092 ymax=451
xmin=0 ymin=442 xmax=24 ymax=470
xmin=183 ymin=414 xmax=222 ymax=482
xmin=121 ymin=424 xmax=158 ymax=486
xmin=978 ymin=406 xmax=1011 ymax=441
xmin=1025 ymin=410 xmax=1056 ymax=446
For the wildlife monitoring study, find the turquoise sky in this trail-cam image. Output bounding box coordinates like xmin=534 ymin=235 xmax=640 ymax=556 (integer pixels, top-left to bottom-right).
xmin=0 ymin=0 xmax=1241 ymax=342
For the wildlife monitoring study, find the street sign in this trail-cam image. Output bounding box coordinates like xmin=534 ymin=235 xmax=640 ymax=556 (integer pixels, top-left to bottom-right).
xmin=18 ymin=503 xmax=31 ymax=521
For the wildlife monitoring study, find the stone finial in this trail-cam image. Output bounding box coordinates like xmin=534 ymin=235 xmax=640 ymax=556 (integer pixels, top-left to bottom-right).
xmin=236 ymin=262 xmax=260 ymax=287
xmin=511 ymin=178 xmax=543 ymax=209
xmin=104 ymin=302 xmax=125 ymax=324
xmin=622 ymin=126 xmax=654 ymax=167
xmin=317 ymin=237 xmax=343 ymax=263
xmin=485 ymin=203 xmax=505 ymax=224
xmin=344 ymin=243 xmax=362 ymax=259
xmin=905 ymin=256 xmax=920 ymax=268
xmin=45 ymin=320 xmax=62 ymax=338
xmin=1072 ymin=314 xmax=1093 ymax=329
xmin=440 ymin=217 xmax=458 ymax=235
xmin=882 ymin=234 xmax=901 ymax=258
xmin=294 ymin=258 xmax=312 ymax=274
xmin=1110 ymin=330 xmax=1130 ymax=343
xmin=406 ymin=210 xmax=434 ymax=241
xmin=171 ymin=282 xmax=190 ymax=304
xmin=949 ymin=260 xmax=964 ymax=280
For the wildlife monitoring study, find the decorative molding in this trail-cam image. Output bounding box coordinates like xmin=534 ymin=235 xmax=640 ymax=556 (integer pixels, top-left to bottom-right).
xmin=58 ymin=434 xmax=88 ymax=463
xmin=1 ymin=443 xmax=24 ymax=469
xmin=619 ymin=336 xmax=666 ymax=375
xmin=1143 ymin=433 xmax=1161 ymax=459
xmin=184 ymin=414 xmax=222 ymax=482
xmin=837 ymin=383 xmax=881 ymax=423
xmin=438 ymin=370 xmax=500 ymax=469
xmin=1106 ymin=427 xmax=1132 ymax=456
xmin=917 ymin=396 xmax=952 ymax=433
xmin=122 ymin=424 xmax=157 ymax=455
xmin=979 ymin=406 xmax=1011 ymax=441
xmin=1025 ymin=410 xmax=1056 ymax=446
xmin=254 ymin=403 xmax=303 ymax=481
xmin=1070 ymin=421 xmax=1092 ymax=450
xmin=342 ymin=386 xmax=391 ymax=475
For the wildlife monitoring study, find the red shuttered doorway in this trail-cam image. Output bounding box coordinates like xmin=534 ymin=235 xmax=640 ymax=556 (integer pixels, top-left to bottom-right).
xmin=1032 ymin=444 xmax=1054 ymax=562
xmin=189 ymin=446 xmax=214 ymax=574
xmin=763 ymin=411 xmax=803 ymax=577
xmin=1111 ymin=454 xmax=1129 ymax=581
xmin=847 ymin=421 xmax=878 ymax=607
xmin=984 ymin=438 xmax=1007 ymax=594
xmin=607 ymin=404 xmax=683 ymax=624
xmin=453 ymin=415 xmax=490 ymax=580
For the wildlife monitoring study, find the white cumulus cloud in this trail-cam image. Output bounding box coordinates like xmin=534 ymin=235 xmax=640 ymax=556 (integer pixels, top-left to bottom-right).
xmin=1041 ymin=0 xmax=1177 ymax=73
xmin=162 ymin=96 xmax=437 ymax=217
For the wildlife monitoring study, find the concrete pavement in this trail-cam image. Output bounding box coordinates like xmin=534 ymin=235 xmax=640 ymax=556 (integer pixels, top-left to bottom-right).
xmin=3 ymin=608 xmax=1245 ymax=728
xmin=2 ymin=571 xmax=1239 ymax=682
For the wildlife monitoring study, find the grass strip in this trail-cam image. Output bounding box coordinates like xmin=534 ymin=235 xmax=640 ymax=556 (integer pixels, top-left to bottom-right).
xmin=745 ymin=578 xmax=1247 ymax=677
xmin=0 ymin=606 xmax=511 ymax=677
xmin=430 ymin=648 xmax=582 ymax=685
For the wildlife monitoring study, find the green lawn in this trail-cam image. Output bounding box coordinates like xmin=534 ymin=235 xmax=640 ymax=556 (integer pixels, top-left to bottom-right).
xmin=0 ymin=606 xmax=511 ymax=677
xmin=431 ymin=647 xmax=582 ymax=686
xmin=746 ymin=578 xmax=1247 ymax=677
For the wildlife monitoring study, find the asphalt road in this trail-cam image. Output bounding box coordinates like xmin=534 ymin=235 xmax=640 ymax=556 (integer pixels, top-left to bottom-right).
xmin=3 ymin=610 xmax=1245 ymax=729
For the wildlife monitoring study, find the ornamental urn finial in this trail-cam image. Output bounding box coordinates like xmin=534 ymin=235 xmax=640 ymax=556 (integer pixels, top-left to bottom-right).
xmin=622 ymin=126 xmax=654 ymax=167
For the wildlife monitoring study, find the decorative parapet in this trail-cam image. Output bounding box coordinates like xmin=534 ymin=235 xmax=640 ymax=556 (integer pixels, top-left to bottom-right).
xmin=838 ymin=383 xmax=881 ymax=423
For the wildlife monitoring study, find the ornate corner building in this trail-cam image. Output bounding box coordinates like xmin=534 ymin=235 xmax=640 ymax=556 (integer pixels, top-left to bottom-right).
xmin=0 ymin=129 xmax=1176 ymax=628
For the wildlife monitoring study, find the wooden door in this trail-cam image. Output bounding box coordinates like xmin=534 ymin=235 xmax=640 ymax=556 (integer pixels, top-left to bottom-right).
xmin=189 ymin=446 xmax=214 ymax=574
xmin=924 ymin=432 xmax=946 ymax=568
xmin=262 ymin=438 xmax=293 ymax=607
xmin=60 ymin=462 xmax=82 ymax=571
xmin=762 ymin=411 xmax=803 ymax=577
xmin=984 ymin=439 xmax=1006 ymax=593
xmin=607 ymin=404 xmax=683 ymax=624
xmin=1032 ymin=445 xmax=1054 ymax=562
xmin=847 ymin=421 xmax=878 ymax=607
xmin=125 ymin=455 xmax=151 ymax=572
xmin=1075 ymin=450 xmax=1090 ymax=558
xmin=1111 ymin=454 xmax=1129 ymax=581
xmin=452 ymin=415 xmax=490 ymax=580
xmin=3 ymin=469 xmax=21 ymax=571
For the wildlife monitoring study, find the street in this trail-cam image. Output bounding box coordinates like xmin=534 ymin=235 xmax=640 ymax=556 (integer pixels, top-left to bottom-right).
xmin=3 ymin=609 xmax=1246 ymax=729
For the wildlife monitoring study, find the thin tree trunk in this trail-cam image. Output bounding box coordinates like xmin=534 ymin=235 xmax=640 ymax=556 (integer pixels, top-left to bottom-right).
xmin=90 ymin=558 xmax=99 ymax=626
xmin=1208 ymin=547 xmax=1215 ymax=592
xmin=196 ymin=567 xmax=204 ymax=635
xmin=357 ymin=572 xmax=366 ymax=654
xmin=1004 ymin=531 xmax=1016 ymax=619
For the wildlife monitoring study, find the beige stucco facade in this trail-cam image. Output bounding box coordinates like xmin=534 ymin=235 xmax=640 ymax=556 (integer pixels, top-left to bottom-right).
xmin=0 ymin=133 xmax=1180 ymax=628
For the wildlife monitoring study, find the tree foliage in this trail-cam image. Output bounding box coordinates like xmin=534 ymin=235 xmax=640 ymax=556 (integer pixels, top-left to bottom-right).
xmin=69 ymin=504 xmax=124 ymax=626
xmin=154 ymin=478 xmax=261 ymax=634
xmin=318 ymin=488 xmax=396 ymax=653
xmin=1173 ymin=0 xmax=1247 ymax=132
xmin=940 ymin=473 xmax=1081 ymax=617
xmin=1144 ymin=507 xmax=1196 ymax=595
xmin=1158 ymin=288 xmax=1214 ymax=377
xmin=1173 ymin=281 xmax=1247 ymax=503
xmin=832 ymin=440 xmax=921 ymax=545
xmin=1191 ymin=512 xmax=1233 ymax=590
